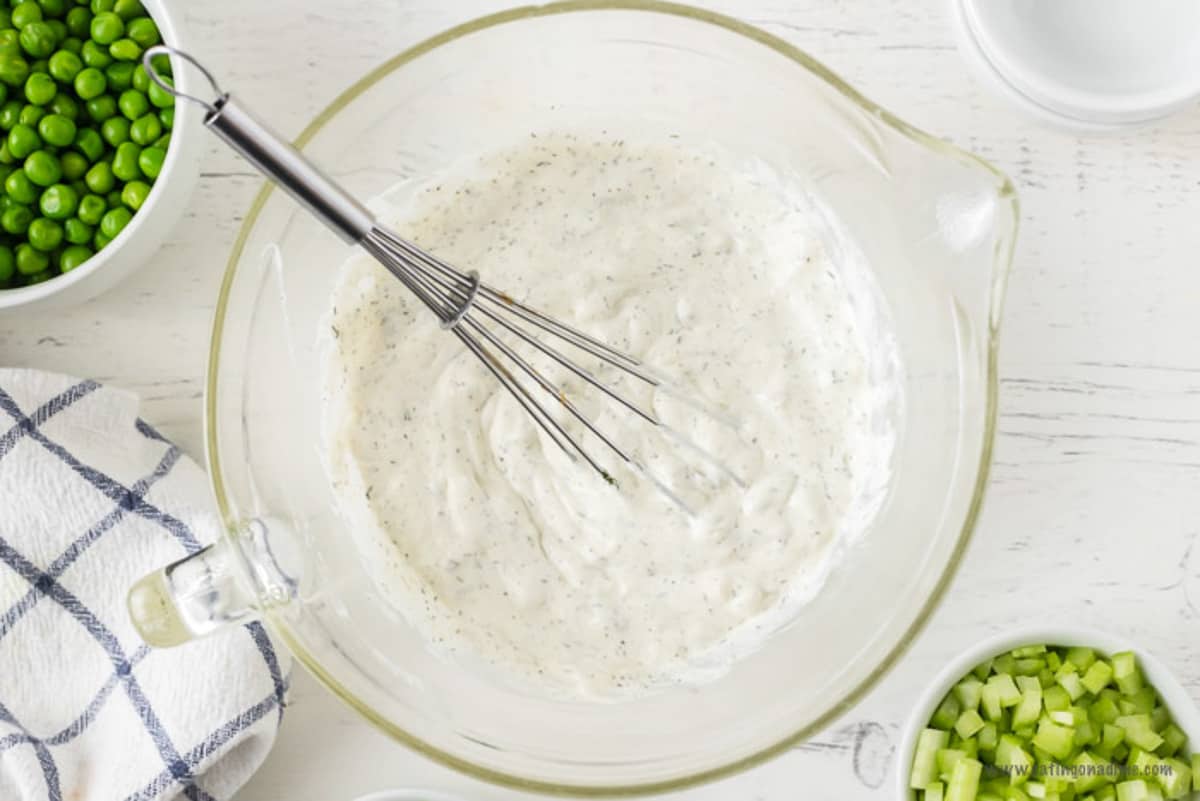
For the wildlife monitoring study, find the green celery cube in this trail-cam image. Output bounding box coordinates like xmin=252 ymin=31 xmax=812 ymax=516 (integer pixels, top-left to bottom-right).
xmin=933 ymin=693 xmax=964 ymax=729
xmin=926 ymin=781 xmax=946 ymax=801
xmin=1112 ymin=652 xmax=1143 ymax=696
xmin=1155 ymin=723 xmax=1186 ymax=758
xmin=957 ymin=709 xmax=986 ymax=740
xmin=1082 ymin=661 xmax=1114 ymax=695
xmin=1157 ymin=757 xmax=1190 ymax=800
xmin=1034 ymin=720 xmax=1077 ymax=761
xmin=956 ymin=677 xmax=985 ymax=712
xmin=911 ymin=728 xmax=951 ymax=789
xmin=947 ymin=757 xmax=984 ymax=801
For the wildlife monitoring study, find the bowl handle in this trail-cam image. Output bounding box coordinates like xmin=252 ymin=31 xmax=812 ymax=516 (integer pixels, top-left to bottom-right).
xmin=127 ymin=519 xmax=298 ymax=647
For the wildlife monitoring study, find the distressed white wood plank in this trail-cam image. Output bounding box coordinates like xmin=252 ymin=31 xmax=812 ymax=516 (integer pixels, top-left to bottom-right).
xmin=1 ymin=0 xmax=1198 ymax=799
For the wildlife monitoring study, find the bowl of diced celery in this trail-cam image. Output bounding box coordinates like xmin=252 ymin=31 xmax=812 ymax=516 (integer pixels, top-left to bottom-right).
xmin=899 ymin=629 xmax=1200 ymax=801
xmin=0 ymin=0 xmax=201 ymax=310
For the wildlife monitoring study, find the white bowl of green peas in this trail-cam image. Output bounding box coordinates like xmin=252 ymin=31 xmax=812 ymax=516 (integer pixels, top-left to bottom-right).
xmin=0 ymin=0 xmax=201 ymax=310
xmin=898 ymin=628 xmax=1200 ymax=801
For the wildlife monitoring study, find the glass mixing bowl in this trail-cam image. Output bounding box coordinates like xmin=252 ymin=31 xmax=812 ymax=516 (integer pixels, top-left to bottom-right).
xmin=128 ymin=1 xmax=1017 ymax=794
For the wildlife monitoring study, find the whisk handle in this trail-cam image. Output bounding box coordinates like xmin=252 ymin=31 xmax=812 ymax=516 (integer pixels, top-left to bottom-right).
xmin=205 ymin=97 xmax=375 ymax=244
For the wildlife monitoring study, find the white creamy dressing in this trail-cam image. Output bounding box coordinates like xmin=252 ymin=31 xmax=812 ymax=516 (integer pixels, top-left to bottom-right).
xmin=321 ymin=133 xmax=900 ymax=699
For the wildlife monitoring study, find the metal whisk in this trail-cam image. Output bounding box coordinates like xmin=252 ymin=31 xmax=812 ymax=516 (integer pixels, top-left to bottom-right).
xmin=145 ymin=46 xmax=693 ymax=489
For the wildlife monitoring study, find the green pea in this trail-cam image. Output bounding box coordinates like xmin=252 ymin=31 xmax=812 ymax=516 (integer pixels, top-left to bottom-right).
xmin=72 ymin=125 xmax=101 ymax=159
xmin=69 ymin=178 xmax=86 ymax=197
xmin=90 ymin=0 xmax=115 ymax=13
xmin=99 ymin=113 xmax=125 ymax=144
xmin=146 ymin=74 xmax=172 ymax=109
xmin=89 ymin=11 xmax=123 ymax=44
xmin=39 ymin=183 xmax=77 ymax=219
xmin=37 ymin=113 xmax=74 ymax=146
xmin=6 ymin=123 xmax=39 ymax=158
xmin=10 ymin=2 xmax=43 ymax=30
xmin=38 ymin=0 xmax=68 ymax=18
xmin=82 ymin=159 xmax=110 ymax=192
xmin=112 ymin=0 xmax=143 ymax=20
xmin=98 ymin=203 xmax=128 ymax=237
xmin=59 ymin=36 xmax=82 ymax=55
xmin=103 ymin=187 xmax=120 ymax=207
xmin=72 ymin=65 xmax=104 ymax=99
xmin=79 ymin=38 xmax=110 ymax=68
xmin=0 ymin=245 xmax=14 ymax=282
xmin=27 ymin=215 xmax=61 ymax=249
xmin=47 ymin=50 xmax=82 ymax=82
xmin=18 ymin=22 xmax=56 ymax=59
xmin=0 ymin=10 xmax=10 ymax=33
xmin=0 ymin=55 xmax=30 ymax=87
xmin=48 ymin=93 xmax=78 ymax=121
xmin=59 ymin=150 xmax=86 ymax=181
xmin=128 ymin=111 xmax=156 ymax=144
xmin=76 ymin=191 xmax=103 ymax=223
xmin=23 ymin=149 xmax=60 ymax=186
xmin=151 ymin=131 xmax=168 ymax=150
xmin=116 ymin=87 xmax=144 ymax=119
xmin=0 ymin=203 xmax=32 ymax=234
xmin=125 ymin=17 xmax=157 ymax=48
xmin=92 ymin=229 xmax=110 ymax=249
xmin=108 ymin=37 xmax=139 ymax=62
xmin=0 ymin=31 xmax=19 ymax=59
xmin=23 ymin=72 xmax=56 ymax=105
xmin=0 ymin=100 xmax=19 ymax=131
xmin=5 ymin=168 xmax=37 ymax=203
xmin=129 ymin=62 xmax=147 ymax=92
xmin=103 ymin=59 xmax=132 ymax=90
xmin=84 ymin=94 xmax=114 ymax=121
xmin=120 ymin=177 xmax=146 ymax=209
xmin=135 ymin=143 xmax=161 ymax=177
xmin=111 ymin=139 xmax=138 ymax=180
xmin=23 ymin=269 xmax=52 ymax=284
xmin=15 ymin=241 xmax=48 ymax=274
xmin=63 ymin=216 xmax=90 ymax=243
xmin=65 ymin=7 xmax=91 ymax=37
xmin=0 ymin=142 xmax=13 ymax=165
xmin=156 ymin=105 xmax=171 ymax=130
xmin=17 ymin=104 xmax=42 ymax=126
xmin=28 ymin=58 xmax=48 ymax=76
xmin=59 ymin=243 xmax=91 ymax=271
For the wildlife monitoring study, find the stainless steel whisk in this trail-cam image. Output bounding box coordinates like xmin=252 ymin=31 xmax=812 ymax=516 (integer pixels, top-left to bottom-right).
xmin=145 ymin=46 xmax=680 ymax=488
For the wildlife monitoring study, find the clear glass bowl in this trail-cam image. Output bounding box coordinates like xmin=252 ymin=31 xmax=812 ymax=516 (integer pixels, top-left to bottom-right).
xmin=129 ymin=1 xmax=1017 ymax=794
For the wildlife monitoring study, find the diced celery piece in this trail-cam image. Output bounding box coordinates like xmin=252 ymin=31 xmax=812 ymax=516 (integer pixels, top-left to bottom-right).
xmin=1158 ymin=757 xmax=1191 ymax=800
xmin=1099 ymin=724 xmax=1126 ymax=755
xmin=939 ymin=748 xmax=969 ymax=782
xmin=1045 ymin=686 xmax=1072 ymax=712
xmin=1074 ymin=751 xmax=1112 ymax=793
xmin=979 ymin=723 xmax=1000 ymax=753
xmin=1013 ymin=644 xmax=1049 ymax=658
xmin=983 ymin=683 xmax=1006 ymax=721
xmin=974 ymin=659 xmax=995 ymax=681
xmin=912 ymin=728 xmax=951 ymax=789
xmin=934 ymin=693 xmax=964 ymax=730
xmin=1034 ymin=719 xmax=1077 ymax=760
xmin=1148 ymin=707 xmax=1169 ymax=734
xmin=1117 ymin=715 xmax=1165 ymax=752
xmin=995 ymin=654 xmax=1017 ymax=675
xmin=990 ymin=674 xmax=1024 ymax=708
xmin=956 ymin=677 xmax=985 ymax=712
xmin=1016 ymin=675 xmax=1041 ymax=693
xmin=1127 ymin=688 xmax=1158 ymax=715
xmin=979 ymin=794 xmax=1005 ymax=801
xmin=1113 ymin=742 xmax=1129 ymax=762
xmin=1059 ymin=671 xmax=1087 ymax=702
xmin=1014 ymin=685 xmax=1043 ymax=728
xmin=997 ymin=734 xmax=1034 ymax=786
xmin=1007 ymin=786 xmax=1033 ymax=801
xmin=926 ymin=782 xmax=946 ymax=801
xmin=1067 ymin=647 xmax=1098 ymax=671
xmin=1082 ymin=661 xmax=1115 ymax=695
xmin=1120 ymin=700 xmax=1140 ymax=716
xmin=1155 ymin=723 xmax=1186 ymax=758
xmin=1190 ymin=753 xmax=1200 ymax=791
xmin=1096 ymin=786 xmax=1117 ymax=801
xmin=1047 ymin=652 xmax=1063 ymax=671
xmin=1112 ymin=652 xmax=1144 ymax=696
xmin=1013 ymin=658 xmax=1046 ymax=676
xmin=947 ymin=757 xmax=983 ymax=801
xmin=1115 ymin=780 xmax=1151 ymax=801
xmin=1075 ymin=720 xmax=1098 ymax=747
xmin=1038 ymin=669 xmax=1057 ymax=689
xmin=1044 ymin=775 xmax=1072 ymax=793
xmin=957 ymin=709 xmax=986 ymax=740
xmin=1026 ymin=781 xmax=1046 ymax=799
xmin=1091 ymin=695 xmax=1121 ymax=725
xmin=1014 ymin=725 xmax=1035 ymax=740
xmin=1051 ymin=710 xmax=1077 ymax=726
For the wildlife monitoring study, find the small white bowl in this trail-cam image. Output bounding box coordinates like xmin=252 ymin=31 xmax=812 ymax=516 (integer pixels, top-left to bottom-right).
xmin=0 ymin=0 xmax=203 ymax=310
xmin=895 ymin=626 xmax=1200 ymax=799
xmin=352 ymin=791 xmax=469 ymax=801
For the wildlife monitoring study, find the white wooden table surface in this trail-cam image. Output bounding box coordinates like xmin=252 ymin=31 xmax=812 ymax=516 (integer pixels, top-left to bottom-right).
xmin=3 ymin=1 xmax=1200 ymax=799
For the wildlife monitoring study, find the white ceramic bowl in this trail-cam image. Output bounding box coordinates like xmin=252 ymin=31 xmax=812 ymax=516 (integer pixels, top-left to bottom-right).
xmin=895 ymin=626 xmax=1200 ymax=799
xmin=0 ymin=0 xmax=202 ymax=310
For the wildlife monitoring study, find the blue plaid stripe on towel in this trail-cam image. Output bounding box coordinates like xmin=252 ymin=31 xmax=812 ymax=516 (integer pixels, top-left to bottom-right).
xmin=0 ymin=369 xmax=289 ymax=801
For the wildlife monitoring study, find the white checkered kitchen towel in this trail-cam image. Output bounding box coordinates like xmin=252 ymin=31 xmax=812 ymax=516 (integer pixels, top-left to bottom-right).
xmin=0 ymin=369 xmax=289 ymax=801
